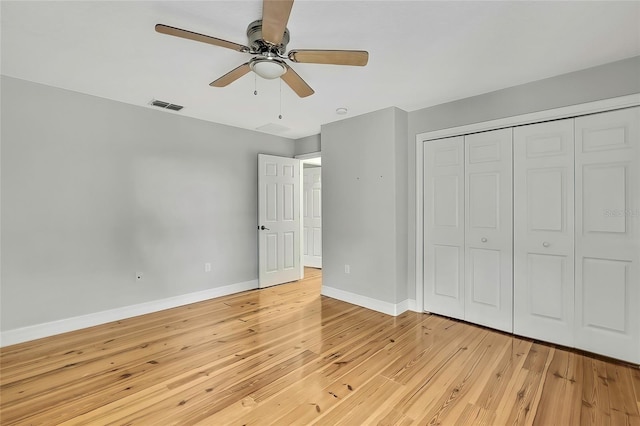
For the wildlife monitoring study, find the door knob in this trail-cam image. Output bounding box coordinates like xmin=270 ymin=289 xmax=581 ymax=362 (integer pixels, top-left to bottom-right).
xmin=259 ymin=225 xmax=270 ymax=230
xmin=543 ymin=241 xmax=550 ymax=247
xmin=481 ymin=237 xmax=487 ymax=243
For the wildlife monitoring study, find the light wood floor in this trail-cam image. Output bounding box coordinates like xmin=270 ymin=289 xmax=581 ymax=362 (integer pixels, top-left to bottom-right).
xmin=1 ymin=268 xmax=639 ymax=425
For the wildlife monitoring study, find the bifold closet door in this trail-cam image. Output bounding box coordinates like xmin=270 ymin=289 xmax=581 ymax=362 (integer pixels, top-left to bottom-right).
xmin=464 ymin=129 xmax=513 ymax=333
xmin=513 ymin=119 xmax=575 ymax=347
xmin=423 ymin=137 xmax=465 ymax=319
xmin=575 ymin=106 xmax=640 ymax=364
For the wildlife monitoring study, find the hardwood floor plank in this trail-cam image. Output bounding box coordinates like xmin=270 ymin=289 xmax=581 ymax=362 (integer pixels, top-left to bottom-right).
xmin=2 ymin=268 xmax=639 ymax=425
xmin=418 ymin=332 xmax=513 ymax=424
xmin=201 ymin=312 xmax=426 ymax=425
xmin=473 ymin=337 xmax=532 ymax=411
xmin=310 ymin=375 xmax=404 ymax=425
xmin=605 ymin=361 xmax=640 ymax=424
xmin=632 ymin=366 xmax=640 ymax=415
xmin=493 ymin=344 xmax=553 ymax=425
xmin=380 ymin=327 xmax=491 ymax=421
xmin=533 ymin=349 xmax=583 ymax=425
xmin=581 ymin=357 xmax=612 ymax=426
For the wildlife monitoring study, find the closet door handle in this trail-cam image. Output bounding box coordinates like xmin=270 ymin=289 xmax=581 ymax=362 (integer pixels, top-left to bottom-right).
xmin=542 ymin=241 xmax=550 ymax=248
xmin=481 ymin=237 xmax=488 ymax=243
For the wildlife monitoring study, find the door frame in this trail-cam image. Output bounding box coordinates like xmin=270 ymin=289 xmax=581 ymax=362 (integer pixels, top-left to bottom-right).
xmin=414 ymin=94 xmax=640 ymax=313
xmin=295 ymin=152 xmax=322 ymax=274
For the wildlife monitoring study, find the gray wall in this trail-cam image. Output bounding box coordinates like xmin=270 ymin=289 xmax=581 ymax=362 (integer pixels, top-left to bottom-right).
xmin=1 ymin=76 xmax=295 ymax=331
xmin=294 ymin=134 xmax=321 ymax=156
xmin=322 ymin=107 xmax=407 ymax=305
xmin=406 ymin=55 xmax=640 ymax=300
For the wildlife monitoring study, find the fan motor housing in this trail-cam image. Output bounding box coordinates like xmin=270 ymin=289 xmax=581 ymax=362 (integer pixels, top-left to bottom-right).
xmin=246 ymin=19 xmax=290 ymax=55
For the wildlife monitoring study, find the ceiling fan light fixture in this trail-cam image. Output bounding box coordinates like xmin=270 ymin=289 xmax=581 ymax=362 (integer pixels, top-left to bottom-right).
xmin=250 ymin=58 xmax=286 ymax=80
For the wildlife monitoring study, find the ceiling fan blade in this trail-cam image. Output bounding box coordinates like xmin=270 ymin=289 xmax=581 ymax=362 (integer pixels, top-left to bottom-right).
xmin=156 ymin=24 xmax=249 ymax=52
xmin=261 ymin=0 xmax=294 ymax=45
xmin=288 ymin=50 xmax=369 ymax=66
xmin=281 ymin=64 xmax=314 ymax=98
xmin=210 ymin=63 xmax=251 ymax=87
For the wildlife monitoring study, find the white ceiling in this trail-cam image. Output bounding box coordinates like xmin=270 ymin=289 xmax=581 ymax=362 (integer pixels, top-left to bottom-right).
xmin=2 ymin=1 xmax=639 ymax=139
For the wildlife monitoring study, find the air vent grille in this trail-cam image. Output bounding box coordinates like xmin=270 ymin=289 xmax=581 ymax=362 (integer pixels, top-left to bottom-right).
xmin=150 ymin=99 xmax=184 ymax=111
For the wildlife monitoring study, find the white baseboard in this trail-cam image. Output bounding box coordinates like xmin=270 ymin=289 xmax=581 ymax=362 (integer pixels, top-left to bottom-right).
xmin=407 ymin=299 xmax=418 ymax=312
xmin=0 ymin=279 xmax=258 ymax=347
xmin=321 ymin=286 xmax=411 ymax=316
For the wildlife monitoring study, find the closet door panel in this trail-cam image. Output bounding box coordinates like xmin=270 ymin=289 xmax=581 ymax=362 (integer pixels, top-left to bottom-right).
xmin=513 ymin=119 xmax=575 ymax=346
xmin=423 ymin=137 xmax=465 ymax=319
xmin=464 ymin=129 xmax=513 ymax=332
xmin=575 ymin=107 xmax=640 ymax=364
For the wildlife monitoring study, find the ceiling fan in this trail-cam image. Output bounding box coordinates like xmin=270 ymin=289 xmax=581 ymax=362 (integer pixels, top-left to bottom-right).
xmin=155 ymin=0 xmax=368 ymax=98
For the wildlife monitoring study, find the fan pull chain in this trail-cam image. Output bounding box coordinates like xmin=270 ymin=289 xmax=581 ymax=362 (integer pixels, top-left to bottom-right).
xmin=278 ymin=79 xmax=283 ymax=120
xmin=254 ymin=74 xmax=258 ymax=96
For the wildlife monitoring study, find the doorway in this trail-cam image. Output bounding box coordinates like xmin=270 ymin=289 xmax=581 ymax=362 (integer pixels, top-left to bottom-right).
xmin=300 ymin=154 xmax=322 ymax=278
xmin=257 ymin=153 xmax=321 ymax=288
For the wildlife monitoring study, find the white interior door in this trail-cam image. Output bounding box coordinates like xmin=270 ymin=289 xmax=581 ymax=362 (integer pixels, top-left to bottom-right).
xmin=303 ymin=167 xmax=322 ymax=268
xmin=513 ymin=119 xmax=575 ymax=346
xmin=464 ymin=128 xmax=513 ymax=333
xmin=423 ymin=137 xmax=465 ymax=319
xmin=575 ymin=107 xmax=640 ymax=364
xmin=258 ymin=154 xmax=303 ymax=288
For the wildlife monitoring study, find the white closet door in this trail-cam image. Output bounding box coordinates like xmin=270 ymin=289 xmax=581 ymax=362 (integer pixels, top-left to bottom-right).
xmin=423 ymin=137 xmax=465 ymax=319
xmin=575 ymin=107 xmax=640 ymax=364
xmin=513 ymin=119 xmax=575 ymax=346
xmin=464 ymin=129 xmax=513 ymax=332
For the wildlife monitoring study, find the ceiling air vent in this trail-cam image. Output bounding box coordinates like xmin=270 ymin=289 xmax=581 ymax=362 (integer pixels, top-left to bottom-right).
xmin=256 ymin=122 xmax=290 ymax=134
xmin=150 ymin=99 xmax=184 ymax=111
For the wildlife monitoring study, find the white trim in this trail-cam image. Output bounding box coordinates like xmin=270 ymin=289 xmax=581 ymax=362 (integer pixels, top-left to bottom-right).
xmin=417 ymin=94 xmax=640 ymax=142
xmin=407 ymin=299 xmax=418 ymax=313
xmin=0 ymin=279 xmax=258 ymax=347
xmin=414 ymin=93 xmax=640 ymax=311
xmin=415 ymin=137 xmax=424 ymax=313
xmin=321 ymin=285 xmax=410 ymax=316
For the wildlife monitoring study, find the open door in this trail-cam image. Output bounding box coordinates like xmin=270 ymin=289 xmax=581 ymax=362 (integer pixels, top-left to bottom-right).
xmin=258 ymin=154 xmax=303 ymax=288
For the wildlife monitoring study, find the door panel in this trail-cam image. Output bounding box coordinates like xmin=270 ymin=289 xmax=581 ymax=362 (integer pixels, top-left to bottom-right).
xmin=513 ymin=119 xmax=574 ymax=346
xmin=423 ymin=137 xmax=465 ymax=319
xmin=464 ymin=129 xmax=513 ymax=332
xmin=468 ymin=248 xmax=501 ymax=307
xmin=258 ymin=154 xmax=303 ymax=287
xmin=527 ymin=253 xmax=566 ymax=320
xmin=303 ymin=167 xmax=322 ymax=268
xmin=528 ymin=169 xmax=563 ymax=231
xmin=575 ymin=107 xmax=640 ymax=364
xmin=433 ymin=244 xmax=461 ymax=298
xmin=433 ymin=175 xmax=460 ymax=227
xmin=468 ymin=173 xmax=499 ymax=229
xmin=582 ymin=257 xmax=629 ymax=333
xmin=583 ymin=164 xmax=627 ymax=233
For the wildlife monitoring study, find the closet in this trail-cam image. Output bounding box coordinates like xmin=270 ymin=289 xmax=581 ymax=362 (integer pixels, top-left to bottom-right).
xmin=423 ymin=105 xmax=640 ymax=364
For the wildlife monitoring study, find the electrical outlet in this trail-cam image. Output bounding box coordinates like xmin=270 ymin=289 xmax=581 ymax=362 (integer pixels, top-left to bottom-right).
xmin=344 ymin=264 xmax=350 ymax=274
xmin=136 ymin=272 xmax=143 ymax=281
xmin=204 ymin=262 xmax=212 ymax=272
